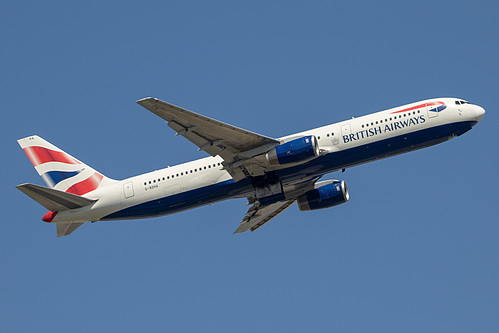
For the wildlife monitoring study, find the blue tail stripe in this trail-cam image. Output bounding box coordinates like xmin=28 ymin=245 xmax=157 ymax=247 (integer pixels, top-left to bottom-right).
xmin=42 ymin=170 xmax=82 ymax=187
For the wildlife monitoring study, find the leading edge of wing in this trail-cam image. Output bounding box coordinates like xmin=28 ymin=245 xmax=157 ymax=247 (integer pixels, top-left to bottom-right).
xmin=136 ymin=97 xmax=280 ymax=157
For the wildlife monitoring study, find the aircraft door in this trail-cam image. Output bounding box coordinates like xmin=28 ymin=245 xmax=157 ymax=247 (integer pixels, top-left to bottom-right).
xmin=341 ymin=124 xmax=351 ymax=137
xmin=123 ymin=182 xmax=135 ymax=198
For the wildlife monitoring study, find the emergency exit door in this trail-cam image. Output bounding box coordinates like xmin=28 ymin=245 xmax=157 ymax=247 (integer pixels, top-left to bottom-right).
xmin=123 ymin=182 xmax=134 ymax=198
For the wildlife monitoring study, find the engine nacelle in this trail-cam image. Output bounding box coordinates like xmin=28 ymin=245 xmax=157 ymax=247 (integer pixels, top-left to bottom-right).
xmin=297 ymin=181 xmax=349 ymax=211
xmin=266 ymin=135 xmax=319 ymax=166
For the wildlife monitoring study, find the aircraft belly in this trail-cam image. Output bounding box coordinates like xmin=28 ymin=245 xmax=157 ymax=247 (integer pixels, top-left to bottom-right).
xmin=100 ymin=178 xmax=253 ymax=221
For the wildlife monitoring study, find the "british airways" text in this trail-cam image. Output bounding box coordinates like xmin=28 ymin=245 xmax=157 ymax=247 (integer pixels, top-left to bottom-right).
xmin=343 ymin=115 xmax=426 ymax=143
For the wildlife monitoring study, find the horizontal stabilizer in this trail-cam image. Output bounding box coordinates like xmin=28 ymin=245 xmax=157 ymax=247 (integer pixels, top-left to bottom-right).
xmin=16 ymin=183 xmax=97 ymax=212
xmin=57 ymin=222 xmax=85 ymax=237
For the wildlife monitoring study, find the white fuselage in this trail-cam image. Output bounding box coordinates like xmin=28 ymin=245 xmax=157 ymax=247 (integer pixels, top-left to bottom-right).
xmin=51 ymin=98 xmax=484 ymax=224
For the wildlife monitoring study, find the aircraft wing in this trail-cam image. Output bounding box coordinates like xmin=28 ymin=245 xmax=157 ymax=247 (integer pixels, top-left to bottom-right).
xmin=234 ymin=199 xmax=296 ymax=233
xmin=233 ymin=177 xmax=326 ymax=233
xmin=137 ymin=97 xmax=280 ymax=181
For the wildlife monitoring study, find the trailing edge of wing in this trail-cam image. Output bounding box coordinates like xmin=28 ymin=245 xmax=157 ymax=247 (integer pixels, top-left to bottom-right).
xmin=234 ymin=200 xmax=296 ymax=234
xmin=16 ymin=183 xmax=97 ymax=212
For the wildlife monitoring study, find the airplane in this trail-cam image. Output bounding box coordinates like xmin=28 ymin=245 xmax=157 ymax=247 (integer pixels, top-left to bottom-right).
xmin=16 ymin=97 xmax=485 ymax=237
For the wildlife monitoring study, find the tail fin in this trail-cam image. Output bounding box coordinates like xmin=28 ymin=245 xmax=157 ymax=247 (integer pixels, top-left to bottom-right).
xmin=18 ymin=135 xmax=114 ymax=195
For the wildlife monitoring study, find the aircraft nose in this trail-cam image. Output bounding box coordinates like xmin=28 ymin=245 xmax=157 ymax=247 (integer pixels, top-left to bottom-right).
xmin=475 ymin=105 xmax=485 ymax=122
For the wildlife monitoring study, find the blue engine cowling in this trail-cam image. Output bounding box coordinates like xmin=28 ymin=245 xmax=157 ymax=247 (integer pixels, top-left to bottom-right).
xmin=266 ymin=135 xmax=319 ymax=166
xmin=297 ymin=181 xmax=349 ymax=211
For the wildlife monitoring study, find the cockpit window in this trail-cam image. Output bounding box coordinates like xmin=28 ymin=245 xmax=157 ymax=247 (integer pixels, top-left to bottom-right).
xmin=455 ymin=100 xmax=469 ymax=105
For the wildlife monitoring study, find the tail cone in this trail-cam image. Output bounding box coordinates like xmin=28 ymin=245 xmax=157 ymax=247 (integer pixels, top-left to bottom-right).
xmin=42 ymin=211 xmax=58 ymax=222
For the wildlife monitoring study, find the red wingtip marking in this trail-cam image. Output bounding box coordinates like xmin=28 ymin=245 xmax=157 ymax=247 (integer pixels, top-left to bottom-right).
xmin=42 ymin=211 xmax=58 ymax=223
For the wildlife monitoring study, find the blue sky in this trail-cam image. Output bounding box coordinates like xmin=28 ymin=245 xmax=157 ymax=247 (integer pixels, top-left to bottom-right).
xmin=2 ymin=1 xmax=498 ymax=332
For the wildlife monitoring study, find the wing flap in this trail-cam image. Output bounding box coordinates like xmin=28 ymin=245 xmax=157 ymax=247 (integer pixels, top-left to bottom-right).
xmin=16 ymin=183 xmax=97 ymax=212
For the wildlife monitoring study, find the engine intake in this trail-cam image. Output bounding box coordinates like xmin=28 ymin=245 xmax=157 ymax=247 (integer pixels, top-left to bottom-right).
xmin=297 ymin=181 xmax=349 ymax=211
xmin=266 ymin=135 xmax=319 ymax=166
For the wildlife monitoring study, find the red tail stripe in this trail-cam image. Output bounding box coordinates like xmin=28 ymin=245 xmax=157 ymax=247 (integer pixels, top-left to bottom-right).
xmin=66 ymin=173 xmax=104 ymax=195
xmin=23 ymin=146 xmax=80 ymax=167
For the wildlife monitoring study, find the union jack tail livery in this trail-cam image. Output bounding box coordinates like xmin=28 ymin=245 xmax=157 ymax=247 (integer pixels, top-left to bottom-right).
xmin=17 ymin=135 xmax=117 ymax=237
xmin=18 ymin=135 xmax=113 ymax=194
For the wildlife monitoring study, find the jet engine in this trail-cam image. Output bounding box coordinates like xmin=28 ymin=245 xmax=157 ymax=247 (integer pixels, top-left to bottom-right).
xmin=297 ymin=180 xmax=349 ymax=211
xmin=266 ymin=135 xmax=319 ymax=166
